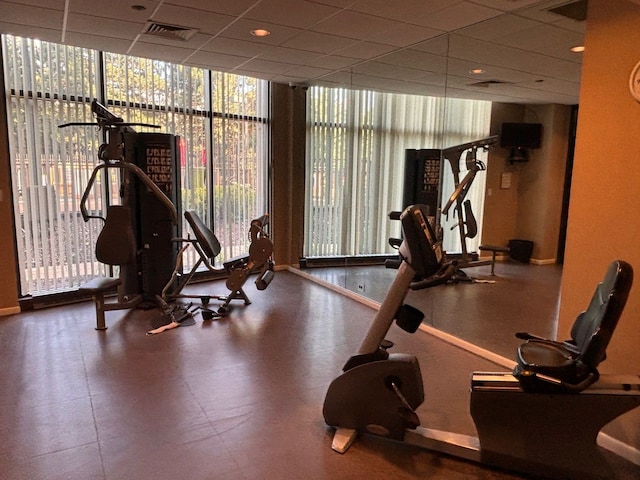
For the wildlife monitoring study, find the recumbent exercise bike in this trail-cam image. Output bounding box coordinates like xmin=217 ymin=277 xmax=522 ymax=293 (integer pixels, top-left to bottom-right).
xmin=323 ymin=204 xmax=640 ymax=480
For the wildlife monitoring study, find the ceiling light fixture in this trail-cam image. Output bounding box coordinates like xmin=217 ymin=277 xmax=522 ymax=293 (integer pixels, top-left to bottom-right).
xmin=251 ymin=29 xmax=271 ymax=37
xmin=469 ymin=68 xmax=485 ymax=75
xmin=570 ymin=45 xmax=585 ymax=52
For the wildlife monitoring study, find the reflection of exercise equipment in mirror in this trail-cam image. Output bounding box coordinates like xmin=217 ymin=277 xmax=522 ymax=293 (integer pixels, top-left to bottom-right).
xmin=160 ymin=210 xmax=275 ymax=320
xmin=440 ymin=136 xmax=498 ymax=268
xmin=388 ymin=136 xmax=498 ymax=285
xmin=60 ymin=100 xmax=181 ymax=329
xmin=324 ymin=204 xmax=640 ymax=480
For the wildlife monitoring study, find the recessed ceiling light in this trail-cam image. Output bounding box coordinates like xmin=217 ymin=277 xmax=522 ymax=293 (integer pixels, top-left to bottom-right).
xmin=570 ymin=45 xmax=585 ymax=53
xmin=251 ymin=29 xmax=271 ymax=37
xmin=469 ymin=68 xmax=485 ymax=75
xmin=131 ymin=4 xmax=146 ymax=11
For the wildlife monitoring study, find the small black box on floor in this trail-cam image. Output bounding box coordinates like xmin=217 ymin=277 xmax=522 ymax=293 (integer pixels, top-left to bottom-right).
xmin=508 ymin=239 xmax=534 ymax=263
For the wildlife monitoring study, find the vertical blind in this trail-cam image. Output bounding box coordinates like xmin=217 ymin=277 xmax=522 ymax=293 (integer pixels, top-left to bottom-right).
xmin=3 ymin=35 xmax=269 ymax=296
xmin=305 ymin=86 xmax=491 ymax=258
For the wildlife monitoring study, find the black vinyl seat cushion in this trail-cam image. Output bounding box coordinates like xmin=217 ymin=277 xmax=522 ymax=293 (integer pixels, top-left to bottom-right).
xmin=514 ymin=260 xmax=633 ymax=393
xmin=184 ymin=210 xmax=222 ymax=261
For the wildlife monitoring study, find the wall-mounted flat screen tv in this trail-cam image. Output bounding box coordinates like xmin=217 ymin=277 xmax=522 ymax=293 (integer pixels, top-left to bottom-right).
xmin=500 ymin=123 xmax=542 ymax=149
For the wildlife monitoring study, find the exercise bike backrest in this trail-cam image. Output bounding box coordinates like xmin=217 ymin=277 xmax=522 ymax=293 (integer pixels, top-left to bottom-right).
xmin=571 ymin=260 xmax=633 ymax=367
xmin=515 ymin=259 xmax=633 ymax=393
xmin=399 ymin=205 xmax=443 ymax=279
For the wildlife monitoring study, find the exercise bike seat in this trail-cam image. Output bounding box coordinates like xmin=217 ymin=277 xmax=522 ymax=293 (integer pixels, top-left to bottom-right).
xmin=514 ymin=260 xmax=633 ymax=393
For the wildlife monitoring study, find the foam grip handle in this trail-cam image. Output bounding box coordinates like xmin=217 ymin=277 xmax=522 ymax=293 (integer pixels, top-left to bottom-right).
xmin=255 ymin=269 xmax=274 ymax=290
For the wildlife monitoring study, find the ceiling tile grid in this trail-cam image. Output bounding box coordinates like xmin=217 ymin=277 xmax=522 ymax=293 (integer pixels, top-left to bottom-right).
xmin=0 ymin=0 xmax=587 ymax=104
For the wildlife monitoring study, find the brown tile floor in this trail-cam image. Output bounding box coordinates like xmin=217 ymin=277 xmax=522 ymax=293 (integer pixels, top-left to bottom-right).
xmin=301 ymin=261 xmax=562 ymax=359
xmin=0 ymin=267 xmax=638 ymax=479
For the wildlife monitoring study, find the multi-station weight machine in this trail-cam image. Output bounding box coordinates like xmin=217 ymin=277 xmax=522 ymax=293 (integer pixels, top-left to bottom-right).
xmin=61 ymin=100 xmax=274 ymax=331
xmin=60 ymin=100 xmax=182 ymax=328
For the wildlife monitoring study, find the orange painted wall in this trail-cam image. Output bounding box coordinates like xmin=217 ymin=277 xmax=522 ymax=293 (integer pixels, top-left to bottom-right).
xmin=559 ymin=0 xmax=640 ymax=376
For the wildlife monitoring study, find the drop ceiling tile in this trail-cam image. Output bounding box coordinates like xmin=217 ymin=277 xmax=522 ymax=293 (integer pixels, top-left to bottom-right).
xmin=66 ymin=14 xmax=143 ymax=40
xmin=151 ymin=4 xmax=236 ymax=36
xmin=68 ymin=0 xmax=160 ymax=22
xmin=129 ymin=41 xmax=196 ymax=64
xmin=182 ymin=50 xmax=251 ymax=70
xmin=352 ymin=61 xmax=425 ymax=82
xmin=455 ymin=13 xmax=541 ymax=41
xmin=308 ymin=0 xmax=362 ymax=9
xmin=495 ymin=23 xmax=583 ymax=53
xmin=469 ymin=0 xmax=544 ymax=12
xmin=383 ymin=78 xmax=446 ymax=97
xmin=0 ymin=2 xmax=64 ymax=30
xmin=258 ymin=46 xmax=324 ymax=65
xmin=334 ymin=41 xmax=397 ymax=60
xmin=165 ymin=0 xmax=262 ymax=16
xmin=315 ymin=70 xmax=353 ymax=85
xmin=1 ymin=0 xmax=65 ymax=9
xmin=367 ymin=22 xmax=443 ymax=48
xmin=282 ymin=65 xmax=334 ymax=80
xmin=348 ymin=0 xmax=462 ymax=23
xmin=411 ymin=36 xmax=450 ymax=56
xmin=238 ymin=57 xmax=298 ymax=75
xmin=200 ymin=36 xmax=272 ymax=57
xmin=0 ymin=0 xmax=585 ymax=103
xmin=311 ymin=54 xmax=361 ymax=70
xmin=376 ymin=48 xmax=447 ymax=74
xmin=217 ymin=18 xmax=304 ymax=45
xmin=311 ymin=10 xmax=402 ymax=41
xmin=244 ymin=0 xmax=341 ymax=28
xmin=0 ymin=21 xmax=61 ymax=44
xmin=281 ymin=30 xmax=359 ymax=54
xmin=412 ymin=1 xmax=502 ymax=31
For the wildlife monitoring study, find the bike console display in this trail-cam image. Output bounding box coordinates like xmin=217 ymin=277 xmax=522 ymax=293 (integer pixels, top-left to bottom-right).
xmin=399 ymin=205 xmax=442 ymax=278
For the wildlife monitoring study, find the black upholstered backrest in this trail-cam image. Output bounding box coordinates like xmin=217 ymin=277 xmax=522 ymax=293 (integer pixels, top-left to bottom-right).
xmin=571 ymin=260 xmax=633 ymax=368
xmin=95 ymin=205 xmax=135 ymax=266
xmin=184 ymin=210 xmax=221 ymax=261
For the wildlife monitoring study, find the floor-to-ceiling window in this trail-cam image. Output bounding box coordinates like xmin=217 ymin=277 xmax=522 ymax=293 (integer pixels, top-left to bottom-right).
xmin=305 ymin=86 xmax=491 ymax=258
xmin=2 ymin=35 xmax=269 ymax=297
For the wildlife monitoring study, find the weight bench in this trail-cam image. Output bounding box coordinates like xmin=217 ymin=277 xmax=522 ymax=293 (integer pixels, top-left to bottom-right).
xmin=161 ymin=210 xmax=275 ymax=317
xmin=479 ymin=244 xmax=510 ymax=276
xmin=79 ymin=205 xmax=141 ymax=329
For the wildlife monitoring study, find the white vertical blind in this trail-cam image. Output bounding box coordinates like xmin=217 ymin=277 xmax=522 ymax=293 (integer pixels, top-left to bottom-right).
xmin=3 ymin=36 xmax=102 ymax=294
xmin=305 ymin=86 xmax=491 ymax=258
xmin=3 ymin=35 xmax=269 ymax=296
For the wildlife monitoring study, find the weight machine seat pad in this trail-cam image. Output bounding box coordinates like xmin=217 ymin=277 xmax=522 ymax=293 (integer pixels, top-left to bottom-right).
xmin=95 ymin=205 xmax=136 ymax=266
xmin=184 ymin=210 xmax=222 ymax=261
xmin=479 ymin=244 xmax=510 ymax=253
xmin=78 ymin=276 xmax=121 ymax=294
